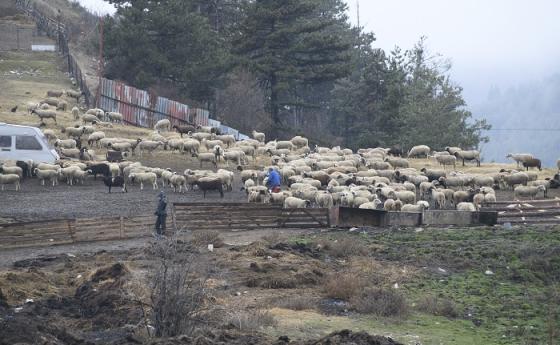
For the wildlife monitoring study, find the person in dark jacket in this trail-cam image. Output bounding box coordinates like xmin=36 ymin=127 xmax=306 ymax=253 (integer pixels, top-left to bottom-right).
xmin=266 ymin=167 xmax=281 ymax=193
xmin=154 ymin=191 xmax=167 ymax=236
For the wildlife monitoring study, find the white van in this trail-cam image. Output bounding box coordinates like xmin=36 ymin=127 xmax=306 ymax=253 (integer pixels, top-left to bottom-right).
xmin=0 ymin=122 xmax=60 ymax=163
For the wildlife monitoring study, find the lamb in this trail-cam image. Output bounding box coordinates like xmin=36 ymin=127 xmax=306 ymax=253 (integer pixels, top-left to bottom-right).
xmin=514 ymin=185 xmax=546 ymax=200
xmin=0 ymin=166 xmax=23 ymax=178
xmin=71 ymin=106 xmax=80 ymax=120
xmin=59 ymin=166 xmax=81 ymax=185
xmin=383 ymin=198 xmax=397 ymax=211
xmin=390 ymin=190 xmax=416 ymax=205
xmin=506 ymin=153 xmax=534 ymax=168
xmin=81 ymin=114 xmax=99 ymax=125
xmin=61 ymin=126 xmax=86 ymax=139
xmin=56 ymin=99 xmax=68 ymax=111
xmin=435 ymin=154 xmax=457 ymax=170
xmin=87 ymin=131 xmax=106 ymax=147
xmin=85 ymin=108 xmax=104 ymax=118
xmin=169 ymin=174 xmax=187 ymax=193
xmin=270 ymin=191 xmax=291 ymax=205
xmin=248 ymin=190 xmax=270 ymax=203
xmin=522 ymin=158 xmax=542 ymax=171
xmin=216 ymin=169 xmax=235 ymax=191
xmin=359 ymin=199 xmax=383 ymax=210
xmin=46 ymin=90 xmax=64 ymax=98
xmin=154 ymin=119 xmax=171 ymax=132
xmin=472 ymin=193 xmax=485 ymax=209
xmin=35 ymin=163 xmax=60 ymax=171
xmin=0 ymin=174 xmax=21 ymax=191
xmin=129 ymin=172 xmax=158 ymax=190
xmin=291 ymin=136 xmax=309 ymax=148
xmin=401 ymin=201 xmax=430 ymax=212
xmin=59 ymin=148 xmax=81 ymax=159
xmin=407 ymin=145 xmax=430 ymax=158
xmin=456 ymin=202 xmax=477 ymax=212
xmin=454 ymin=150 xmax=481 ymax=167
xmin=107 ymin=112 xmax=123 ymax=123
xmin=315 ymin=192 xmax=334 ymax=208
xmin=34 ymin=168 xmax=59 ymax=186
xmin=173 ymin=124 xmax=196 ymax=137
xmin=429 ymin=187 xmax=446 ymax=209
xmin=193 ymin=152 xmax=217 ymax=168
xmin=70 ymin=169 xmax=89 ymax=185
xmin=108 ymin=142 xmax=134 ymax=154
xmin=283 ymin=196 xmax=311 ymax=209
xmin=252 ymin=130 xmax=265 ymax=143
xmin=103 ymin=176 xmax=127 ymax=193
xmin=79 ymin=148 xmax=95 ymax=161
xmin=65 ymin=89 xmax=83 ymax=101
xmin=31 ymin=109 xmax=57 ymax=124
xmin=138 ymin=140 xmax=164 ymax=156
xmin=195 ymin=177 xmax=224 ymax=198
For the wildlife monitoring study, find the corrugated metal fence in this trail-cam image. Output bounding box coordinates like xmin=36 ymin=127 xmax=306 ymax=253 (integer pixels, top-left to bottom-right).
xmin=98 ymin=78 xmax=210 ymax=128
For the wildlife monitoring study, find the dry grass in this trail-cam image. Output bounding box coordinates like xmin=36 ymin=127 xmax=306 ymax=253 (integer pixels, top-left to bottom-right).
xmin=191 ymin=230 xmax=224 ymax=248
xmin=323 ymin=272 xmax=366 ymax=301
xmin=227 ymin=309 xmax=277 ymax=332
xmin=320 ymin=237 xmax=368 ymax=259
xmin=271 ymin=295 xmax=318 ymax=311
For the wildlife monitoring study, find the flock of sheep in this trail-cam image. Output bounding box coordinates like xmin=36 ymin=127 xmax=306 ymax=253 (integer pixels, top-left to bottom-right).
xmin=1 ymin=88 xmax=560 ymax=214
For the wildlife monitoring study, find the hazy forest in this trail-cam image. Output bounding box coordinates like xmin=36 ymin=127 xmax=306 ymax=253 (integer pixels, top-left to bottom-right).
xmin=101 ymin=0 xmax=490 ymax=150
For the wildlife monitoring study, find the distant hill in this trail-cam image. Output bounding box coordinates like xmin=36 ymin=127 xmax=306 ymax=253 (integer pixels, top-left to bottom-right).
xmin=474 ymin=74 xmax=560 ymax=168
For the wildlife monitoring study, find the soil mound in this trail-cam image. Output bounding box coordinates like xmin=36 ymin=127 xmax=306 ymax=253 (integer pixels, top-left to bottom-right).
xmin=299 ymin=330 xmax=403 ymax=345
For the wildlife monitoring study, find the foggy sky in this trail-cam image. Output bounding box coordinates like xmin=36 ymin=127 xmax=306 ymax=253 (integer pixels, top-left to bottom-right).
xmin=345 ymin=0 xmax=560 ymax=106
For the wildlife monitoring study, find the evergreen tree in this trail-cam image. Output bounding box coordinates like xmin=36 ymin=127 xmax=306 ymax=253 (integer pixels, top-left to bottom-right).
xmin=104 ymin=0 xmax=231 ymax=103
xmin=234 ymin=0 xmax=353 ymax=132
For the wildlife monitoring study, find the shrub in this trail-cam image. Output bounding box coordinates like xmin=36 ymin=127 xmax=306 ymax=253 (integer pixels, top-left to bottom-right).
xmin=416 ymin=294 xmax=459 ymax=318
xmin=351 ymin=288 xmax=409 ymax=317
xmin=191 ymin=230 xmax=224 ymax=248
xmin=323 ymin=272 xmax=366 ymax=301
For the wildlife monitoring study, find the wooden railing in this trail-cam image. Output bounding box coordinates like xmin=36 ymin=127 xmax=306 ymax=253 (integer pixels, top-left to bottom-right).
xmin=481 ymin=198 xmax=560 ymax=224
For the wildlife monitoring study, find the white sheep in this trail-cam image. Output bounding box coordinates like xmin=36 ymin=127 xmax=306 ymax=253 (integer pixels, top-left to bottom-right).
xmin=31 ymin=109 xmax=57 ymax=124
xmin=0 ymin=166 xmax=23 ymax=178
xmin=408 ymin=145 xmax=430 ymax=158
xmin=291 ymin=136 xmax=309 ymax=148
xmin=506 ymin=153 xmax=534 ymax=168
xmin=248 ymin=190 xmax=270 ymax=203
xmin=60 ymin=166 xmax=81 ymax=185
xmin=129 ymin=172 xmax=158 ymax=190
xmin=56 ymin=100 xmax=68 ymax=111
xmin=107 ymin=111 xmax=123 ymax=123
xmin=154 ymin=119 xmax=171 ymax=132
xmin=59 ymin=148 xmax=81 ymax=159
xmin=81 ymin=114 xmax=99 ymax=125
xmin=315 ymin=192 xmax=334 ymax=208
xmin=435 ymin=155 xmax=457 ymax=170
xmin=223 ymin=150 xmax=246 ymax=167
xmin=0 ymin=174 xmax=21 ymax=191
xmin=34 ymin=168 xmax=60 ymax=186
xmin=167 ymin=138 xmax=184 ymax=153
xmin=456 ymin=202 xmax=477 ymax=212
xmin=514 ymin=185 xmax=546 ymax=200
xmin=429 ymin=187 xmax=446 ymax=209
xmin=194 ymin=152 xmax=217 ymax=168
xmin=283 ymin=196 xmax=311 ymax=208
xmin=138 ymin=140 xmax=164 ymax=156
xmin=87 ymin=131 xmax=106 ymax=147
xmin=401 ymin=201 xmax=430 ymax=212
xmin=252 ymin=130 xmax=265 ymax=143
xmin=169 ymin=174 xmax=187 ymax=193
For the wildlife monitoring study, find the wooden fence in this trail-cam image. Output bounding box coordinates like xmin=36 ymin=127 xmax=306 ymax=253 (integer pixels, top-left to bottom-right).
xmin=481 ymin=198 xmax=560 ymax=225
xmin=0 ymin=215 xmax=161 ymax=250
xmin=173 ymin=203 xmax=330 ymax=231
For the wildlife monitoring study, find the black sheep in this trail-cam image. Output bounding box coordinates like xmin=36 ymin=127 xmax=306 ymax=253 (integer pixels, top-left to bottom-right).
xmin=387 ymin=145 xmax=403 ymax=157
xmin=195 ymin=177 xmax=224 ymax=198
xmin=16 ymin=161 xmax=30 ymax=179
xmin=87 ymin=163 xmax=111 ymax=180
xmin=103 ymin=176 xmax=127 ymax=193
xmin=172 ymin=124 xmax=196 ymax=137
xmin=522 ymin=158 xmax=542 ymax=171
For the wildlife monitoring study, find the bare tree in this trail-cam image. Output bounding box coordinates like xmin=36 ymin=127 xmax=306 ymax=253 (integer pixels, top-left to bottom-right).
xmin=149 ymin=235 xmax=210 ymax=337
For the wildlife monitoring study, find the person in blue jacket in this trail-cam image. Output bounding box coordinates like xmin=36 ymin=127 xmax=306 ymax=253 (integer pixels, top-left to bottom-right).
xmin=266 ymin=167 xmax=281 ymax=193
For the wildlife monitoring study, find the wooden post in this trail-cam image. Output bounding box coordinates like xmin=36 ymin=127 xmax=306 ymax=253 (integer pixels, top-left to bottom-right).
xmin=119 ymin=216 xmax=124 ymax=239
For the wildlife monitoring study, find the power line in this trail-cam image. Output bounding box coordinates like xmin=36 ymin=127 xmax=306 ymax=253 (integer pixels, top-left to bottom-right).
xmin=485 ymin=128 xmax=560 ymax=132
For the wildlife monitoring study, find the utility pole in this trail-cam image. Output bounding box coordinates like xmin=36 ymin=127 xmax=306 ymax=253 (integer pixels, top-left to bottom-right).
xmin=96 ymin=17 xmax=104 ymax=108
xmin=356 ymin=0 xmax=360 ymax=28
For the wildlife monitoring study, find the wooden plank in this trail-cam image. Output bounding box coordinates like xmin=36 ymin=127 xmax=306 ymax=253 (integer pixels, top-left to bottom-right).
xmin=497 ymin=210 xmax=560 ymax=218
xmin=485 ymin=199 xmax=560 ymax=206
